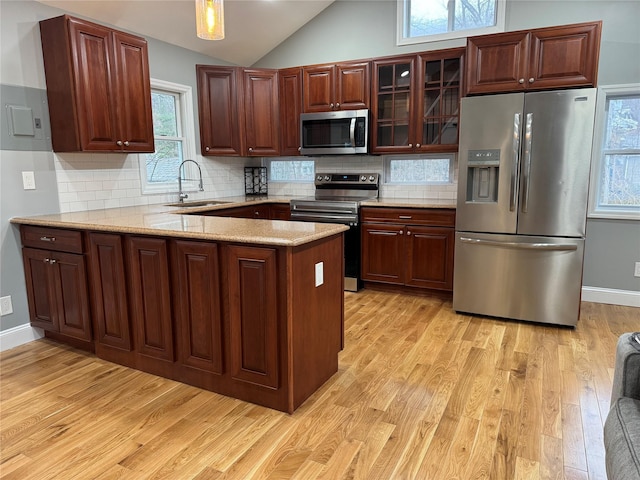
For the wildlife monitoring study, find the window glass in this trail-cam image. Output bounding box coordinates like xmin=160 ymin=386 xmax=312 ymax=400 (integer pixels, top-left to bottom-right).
xmin=590 ymin=86 xmax=640 ymax=219
xmin=139 ymin=80 xmax=196 ymax=194
xmin=385 ymin=155 xmax=454 ymax=184
xmin=398 ymin=0 xmax=505 ymax=45
xmin=267 ymin=159 xmax=315 ymax=182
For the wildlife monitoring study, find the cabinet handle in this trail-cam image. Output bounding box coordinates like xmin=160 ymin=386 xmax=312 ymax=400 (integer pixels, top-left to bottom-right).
xmin=330 ymin=103 xmax=334 ymax=109
xmin=43 ymin=257 xmax=50 ymax=264
xmin=519 ymin=78 xmax=525 ymax=84
xmin=416 ymin=143 xmax=421 ymax=148
xmin=254 ymin=211 xmax=260 ymax=216
xmin=528 ymin=77 xmax=535 ymax=83
xmin=205 ymin=146 xmax=210 ymax=152
xmin=116 ymin=140 xmax=123 ymax=146
xmin=249 ymin=147 xmax=254 ymax=152
xmin=123 ymin=141 xmax=130 ymax=146
xmin=399 ymin=230 xmax=404 ymax=235
xmin=407 ymin=231 xmax=411 ymax=236
xmin=336 ymin=102 xmax=340 ymax=109
xmin=49 ymin=259 xmax=56 ymax=264
xmin=408 ymin=143 xmax=413 ymax=148
xmin=298 ymin=146 xmax=302 ymax=151
xmin=398 ymin=215 xmax=412 ymax=219
xmin=40 ymin=236 xmax=56 ymax=242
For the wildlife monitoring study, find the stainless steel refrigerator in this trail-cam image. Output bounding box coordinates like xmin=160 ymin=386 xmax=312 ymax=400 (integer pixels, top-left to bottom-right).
xmin=453 ymin=88 xmax=596 ymax=327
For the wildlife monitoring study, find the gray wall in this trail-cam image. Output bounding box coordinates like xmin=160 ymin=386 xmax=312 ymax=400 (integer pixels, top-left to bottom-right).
xmin=256 ymin=0 xmax=640 ymax=293
xmin=0 ymin=0 xmax=233 ymax=333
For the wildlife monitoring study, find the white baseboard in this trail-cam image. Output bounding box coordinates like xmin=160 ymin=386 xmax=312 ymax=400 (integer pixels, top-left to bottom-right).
xmin=0 ymin=324 xmax=44 ymax=352
xmin=582 ymin=286 xmax=640 ymax=308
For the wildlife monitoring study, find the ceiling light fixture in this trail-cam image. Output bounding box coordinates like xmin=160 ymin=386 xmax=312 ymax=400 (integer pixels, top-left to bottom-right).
xmin=195 ymin=0 xmax=224 ymax=41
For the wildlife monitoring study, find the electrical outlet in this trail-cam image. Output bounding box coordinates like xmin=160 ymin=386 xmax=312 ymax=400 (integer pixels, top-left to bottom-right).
xmin=0 ymin=296 xmax=13 ymax=316
xmin=22 ymin=171 xmax=36 ymax=190
xmin=635 ymin=262 xmax=640 ymax=278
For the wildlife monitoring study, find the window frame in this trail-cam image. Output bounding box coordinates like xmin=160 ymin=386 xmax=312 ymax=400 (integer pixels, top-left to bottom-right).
xmin=588 ymin=83 xmax=640 ymax=221
xmin=139 ymin=78 xmax=197 ymax=195
xmin=384 ymin=153 xmax=455 ymax=185
xmin=396 ymin=0 xmax=506 ymax=46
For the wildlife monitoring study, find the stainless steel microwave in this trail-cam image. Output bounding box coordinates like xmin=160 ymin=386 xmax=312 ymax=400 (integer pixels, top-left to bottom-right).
xmin=300 ymin=109 xmax=369 ymax=155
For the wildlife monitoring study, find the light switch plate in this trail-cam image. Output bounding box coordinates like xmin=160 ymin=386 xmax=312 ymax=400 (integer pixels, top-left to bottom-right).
xmin=315 ymin=262 xmax=324 ymax=287
xmin=22 ymin=171 xmax=36 ymax=190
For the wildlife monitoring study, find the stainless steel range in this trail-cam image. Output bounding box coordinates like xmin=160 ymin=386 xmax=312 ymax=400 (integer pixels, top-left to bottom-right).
xmin=290 ymin=173 xmax=379 ymax=292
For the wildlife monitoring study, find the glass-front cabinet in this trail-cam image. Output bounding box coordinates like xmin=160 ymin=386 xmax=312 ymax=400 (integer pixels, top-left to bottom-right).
xmin=371 ymin=48 xmax=464 ymax=154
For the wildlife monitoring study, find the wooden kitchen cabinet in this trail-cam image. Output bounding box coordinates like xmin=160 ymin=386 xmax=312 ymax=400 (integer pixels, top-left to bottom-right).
xmin=197 ymin=65 xmax=280 ymax=157
xmin=226 ymin=245 xmax=280 ymax=390
xmin=172 ymin=241 xmax=224 ymax=377
xmin=127 ymin=236 xmax=175 ymax=374
xmin=87 ymin=233 xmax=133 ymax=365
xmin=279 ymin=67 xmax=303 ymax=156
xmin=465 ymin=21 xmax=602 ymax=95
xmin=39 ymin=15 xmax=154 ymax=153
xmin=371 ymin=49 xmax=464 ymax=154
xmin=21 ymin=226 xmax=92 ymax=342
xmin=361 ymin=207 xmax=455 ymax=292
xmin=303 ymin=61 xmax=370 ymax=112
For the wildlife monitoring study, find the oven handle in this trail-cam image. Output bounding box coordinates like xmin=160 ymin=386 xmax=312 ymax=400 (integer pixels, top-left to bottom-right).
xmin=291 ymin=205 xmax=356 ymax=215
xmin=290 ymin=212 xmax=357 ymax=224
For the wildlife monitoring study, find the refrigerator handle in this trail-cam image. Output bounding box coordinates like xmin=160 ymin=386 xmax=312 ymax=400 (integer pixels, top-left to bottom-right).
xmin=521 ymin=113 xmax=533 ymax=213
xmin=510 ymin=113 xmax=521 ymax=212
xmin=460 ymin=237 xmax=578 ymax=251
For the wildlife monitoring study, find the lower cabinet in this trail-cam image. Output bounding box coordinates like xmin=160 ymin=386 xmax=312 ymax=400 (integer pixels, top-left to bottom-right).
xmin=127 ymin=236 xmax=175 ymax=372
xmin=226 ymin=245 xmax=279 ymax=390
xmin=361 ymin=207 xmax=455 ymax=292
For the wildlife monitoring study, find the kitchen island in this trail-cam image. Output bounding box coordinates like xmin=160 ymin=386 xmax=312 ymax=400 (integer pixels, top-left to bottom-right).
xmin=11 ymin=203 xmax=347 ymax=413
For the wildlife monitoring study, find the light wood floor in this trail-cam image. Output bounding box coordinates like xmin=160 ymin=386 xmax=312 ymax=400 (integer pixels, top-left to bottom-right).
xmin=1 ymin=290 xmax=639 ymax=480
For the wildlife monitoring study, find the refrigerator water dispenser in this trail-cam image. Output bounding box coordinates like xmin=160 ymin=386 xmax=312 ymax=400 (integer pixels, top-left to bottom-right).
xmin=466 ymin=149 xmax=500 ymax=203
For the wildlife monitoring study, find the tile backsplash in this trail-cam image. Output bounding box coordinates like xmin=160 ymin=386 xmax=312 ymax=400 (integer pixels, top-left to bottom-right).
xmin=53 ymin=153 xmax=458 ymax=213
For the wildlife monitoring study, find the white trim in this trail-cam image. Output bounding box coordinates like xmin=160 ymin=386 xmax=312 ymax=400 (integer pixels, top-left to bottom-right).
xmin=582 ymin=286 xmax=640 ymax=308
xmin=588 ymin=83 xmax=640 ymax=221
xmin=0 ymin=324 xmax=44 ymax=352
xmin=396 ymin=0 xmax=506 ymax=46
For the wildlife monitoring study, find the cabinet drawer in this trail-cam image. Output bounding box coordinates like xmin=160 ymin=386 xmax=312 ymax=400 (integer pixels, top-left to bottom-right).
xmin=21 ymin=226 xmax=84 ymax=254
xmin=360 ymin=207 xmax=455 ymax=227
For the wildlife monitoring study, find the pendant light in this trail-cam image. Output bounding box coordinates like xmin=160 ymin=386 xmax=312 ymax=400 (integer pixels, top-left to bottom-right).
xmin=195 ymin=0 xmax=224 ymax=40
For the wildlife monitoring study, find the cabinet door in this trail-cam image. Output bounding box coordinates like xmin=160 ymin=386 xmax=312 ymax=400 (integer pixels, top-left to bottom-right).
xmin=127 ymin=237 xmax=174 ymax=363
xmin=405 ymin=226 xmax=454 ymax=291
xmin=111 ymin=31 xmax=154 ymax=152
xmin=279 ymin=67 xmax=302 ymax=156
xmin=22 ymin=248 xmax=59 ymax=332
xmin=417 ymin=49 xmax=464 ymax=152
xmin=336 ymin=62 xmax=370 ymax=110
xmin=226 ymin=245 xmax=279 ymax=389
xmin=269 ymin=204 xmax=291 ymax=221
xmin=528 ymin=22 xmax=601 ymax=90
xmin=244 ymin=69 xmax=280 ymax=156
xmin=88 ymin=233 xmax=131 ymax=351
xmin=173 ymin=241 xmax=223 ymax=375
xmin=465 ymin=31 xmax=529 ymax=95
xmin=361 ymin=223 xmax=405 ymax=284
xmin=303 ymin=65 xmax=335 ymax=112
xmin=197 ymin=65 xmax=243 ymax=156
xmin=371 ymin=56 xmax=417 ymax=154
xmin=51 ymin=251 xmax=92 ymax=340
xmin=68 ymin=18 xmax=119 ymax=151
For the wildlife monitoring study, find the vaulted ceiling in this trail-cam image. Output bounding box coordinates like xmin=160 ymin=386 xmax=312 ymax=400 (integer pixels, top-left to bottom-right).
xmin=37 ymin=0 xmax=335 ymax=66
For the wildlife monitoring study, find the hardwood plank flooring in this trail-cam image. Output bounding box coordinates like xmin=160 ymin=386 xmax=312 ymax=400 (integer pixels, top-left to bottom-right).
xmin=1 ymin=290 xmax=638 ymax=479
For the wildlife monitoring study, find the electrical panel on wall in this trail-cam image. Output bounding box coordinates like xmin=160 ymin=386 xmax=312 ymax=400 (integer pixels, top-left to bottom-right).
xmin=0 ymin=84 xmax=51 ymax=151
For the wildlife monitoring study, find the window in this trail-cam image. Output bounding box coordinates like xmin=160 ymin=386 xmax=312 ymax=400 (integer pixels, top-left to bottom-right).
xmin=139 ymin=79 xmax=197 ymax=194
xmin=397 ymin=0 xmax=506 ymax=45
xmin=266 ymin=158 xmax=315 ymax=182
xmin=385 ymin=154 xmax=454 ymax=184
xmin=589 ymin=84 xmax=640 ymax=219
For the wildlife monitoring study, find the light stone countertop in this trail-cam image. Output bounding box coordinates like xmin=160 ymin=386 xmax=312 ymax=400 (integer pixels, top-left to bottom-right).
xmin=10 ymin=195 xmax=455 ymax=247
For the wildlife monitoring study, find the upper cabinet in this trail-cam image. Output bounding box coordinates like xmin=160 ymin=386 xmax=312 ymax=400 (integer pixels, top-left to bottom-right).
xmin=278 ymin=67 xmax=303 ymax=156
xmin=303 ymin=62 xmax=370 ymax=112
xmin=371 ymin=48 xmax=464 ymax=154
xmin=465 ymin=21 xmax=602 ymax=95
xmin=196 ymin=65 xmax=280 ymax=157
xmin=39 ymin=15 xmax=154 ymax=153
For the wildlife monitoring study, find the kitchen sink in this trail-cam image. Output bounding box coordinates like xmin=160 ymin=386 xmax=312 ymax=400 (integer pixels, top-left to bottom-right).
xmin=165 ymin=200 xmax=230 ymax=208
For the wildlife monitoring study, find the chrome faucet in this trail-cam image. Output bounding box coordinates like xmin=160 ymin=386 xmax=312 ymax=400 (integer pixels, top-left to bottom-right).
xmin=178 ymin=159 xmax=204 ymax=202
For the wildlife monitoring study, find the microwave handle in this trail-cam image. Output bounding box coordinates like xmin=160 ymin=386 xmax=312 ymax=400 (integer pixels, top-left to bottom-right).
xmin=349 ymin=118 xmax=356 ymax=147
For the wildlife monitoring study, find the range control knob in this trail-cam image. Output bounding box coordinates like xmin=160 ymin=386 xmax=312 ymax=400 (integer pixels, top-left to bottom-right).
xmin=316 ymin=175 xmax=323 ymax=181
xmin=324 ymin=175 xmax=330 ymax=181
xmin=369 ymin=175 xmax=376 ymax=182
xmin=361 ymin=175 xmax=367 ymax=181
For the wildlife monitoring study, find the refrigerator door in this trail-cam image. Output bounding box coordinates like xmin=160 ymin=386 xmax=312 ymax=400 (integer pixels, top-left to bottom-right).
xmin=452 ymin=232 xmax=585 ymax=326
xmin=517 ymin=88 xmax=596 ymax=237
xmin=456 ymin=93 xmax=524 ymax=234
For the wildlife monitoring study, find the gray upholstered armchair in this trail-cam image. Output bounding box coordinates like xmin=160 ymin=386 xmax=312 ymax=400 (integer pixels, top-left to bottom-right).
xmin=604 ymin=332 xmax=640 ymax=479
